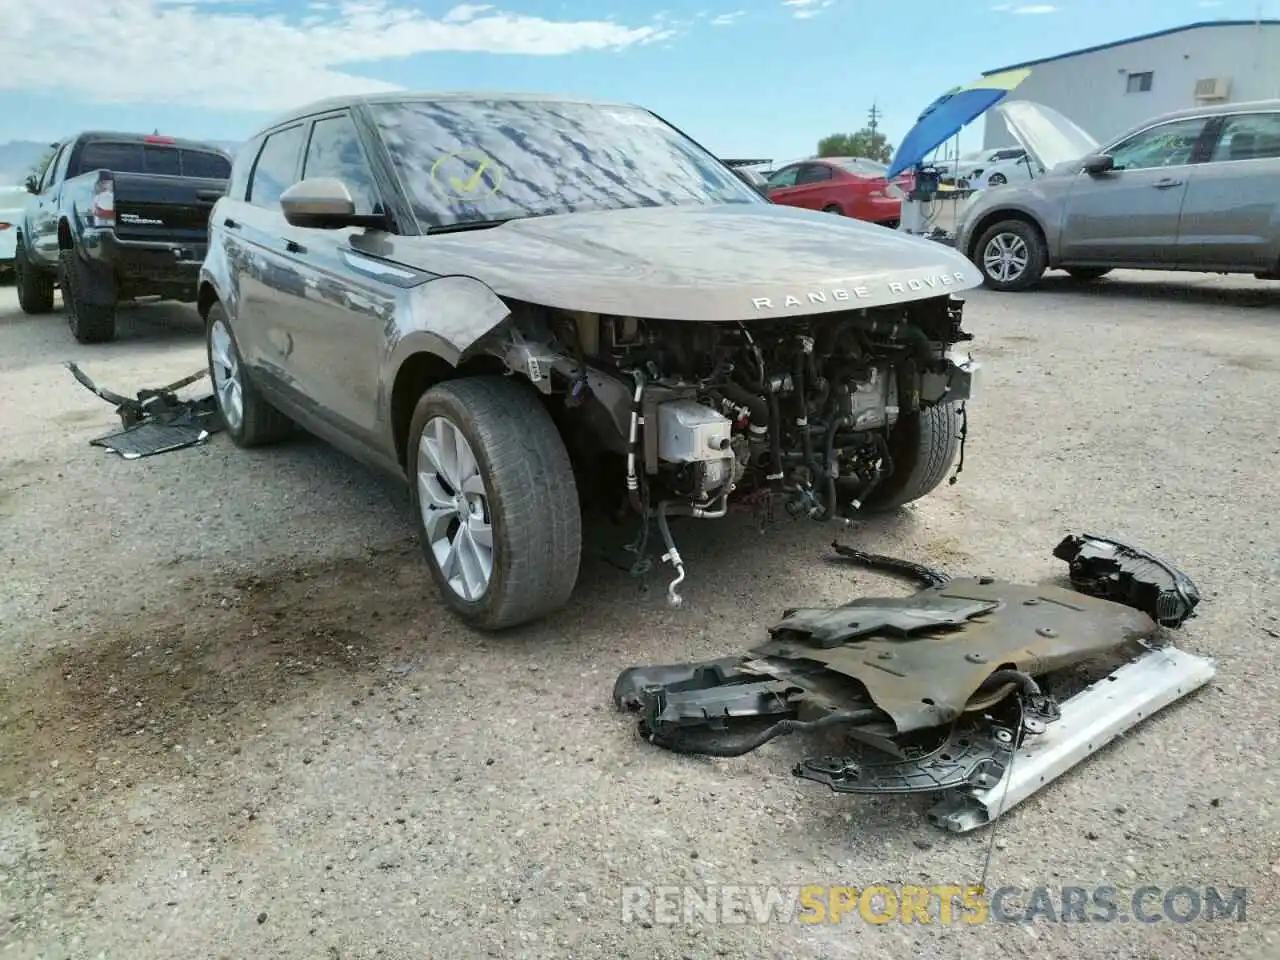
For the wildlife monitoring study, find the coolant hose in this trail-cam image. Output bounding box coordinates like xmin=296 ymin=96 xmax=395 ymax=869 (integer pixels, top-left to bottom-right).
xmin=719 ymin=381 xmax=769 ymax=426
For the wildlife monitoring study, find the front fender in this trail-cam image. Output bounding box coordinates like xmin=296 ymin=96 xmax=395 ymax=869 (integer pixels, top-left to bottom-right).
xmin=389 ymin=274 xmax=512 ymax=370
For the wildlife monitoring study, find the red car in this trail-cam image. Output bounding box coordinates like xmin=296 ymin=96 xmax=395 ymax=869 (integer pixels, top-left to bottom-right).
xmin=765 ymin=157 xmax=907 ymax=227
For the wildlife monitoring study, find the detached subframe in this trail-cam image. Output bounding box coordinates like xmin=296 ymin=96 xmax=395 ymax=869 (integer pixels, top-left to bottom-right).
xmin=613 ymin=534 xmax=1214 ymax=832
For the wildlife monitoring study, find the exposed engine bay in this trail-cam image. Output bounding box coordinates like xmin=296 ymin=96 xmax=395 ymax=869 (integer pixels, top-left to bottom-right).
xmin=611 ymin=534 xmax=1214 ymax=832
xmin=496 ymin=293 xmax=978 ymax=603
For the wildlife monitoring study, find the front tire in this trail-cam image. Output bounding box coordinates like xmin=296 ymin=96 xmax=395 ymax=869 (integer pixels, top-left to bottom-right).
xmin=822 ymin=204 xmax=844 ymax=215
xmin=988 ymin=172 xmax=1008 ymax=186
xmin=408 ymin=376 xmax=582 ymax=631
xmin=60 ymin=249 xmax=117 ymax=343
xmin=14 ymin=239 xmax=55 ymax=315
xmin=205 ymin=302 xmax=293 ymax=447
xmin=860 ymin=402 xmax=961 ymax=512
xmin=974 ymin=219 xmax=1047 ymax=291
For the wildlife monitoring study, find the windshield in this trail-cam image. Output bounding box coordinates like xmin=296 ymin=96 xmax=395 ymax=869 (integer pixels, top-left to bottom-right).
xmin=991 ymin=100 xmax=1099 ymax=172
xmin=368 ymin=98 xmax=762 ymax=230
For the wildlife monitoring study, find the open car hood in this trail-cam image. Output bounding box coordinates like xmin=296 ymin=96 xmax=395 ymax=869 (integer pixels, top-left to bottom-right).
xmin=992 ymin=100 xmax=1099 ymax=174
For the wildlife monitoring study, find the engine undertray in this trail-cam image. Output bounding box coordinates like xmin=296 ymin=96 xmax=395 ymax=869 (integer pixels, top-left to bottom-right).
xmin=613 ymin=533 xmax=1214 ymax=830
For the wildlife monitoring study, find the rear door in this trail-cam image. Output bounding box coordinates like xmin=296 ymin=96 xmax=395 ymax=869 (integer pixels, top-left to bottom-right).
xmin=783 ymin=163 xmax=836 ymax=211
xmin=1057 ymin=115 xmax=1214 ymax=264
xmin=1174 ymin=109 xmax=1280 ymax=269
xmin=225 ymin=123 xmax=309 ymax=399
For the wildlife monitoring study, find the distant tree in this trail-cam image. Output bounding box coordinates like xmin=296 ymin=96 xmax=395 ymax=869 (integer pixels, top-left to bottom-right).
xmin=816 ymin=128 xmax=893 ymax=163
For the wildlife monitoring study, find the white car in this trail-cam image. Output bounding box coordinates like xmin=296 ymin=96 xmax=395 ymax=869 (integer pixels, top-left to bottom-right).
xmin=953 ymin=146 xmax=1040 ymax=188
xmin=0 ymin=185 xmax=26 ymax=274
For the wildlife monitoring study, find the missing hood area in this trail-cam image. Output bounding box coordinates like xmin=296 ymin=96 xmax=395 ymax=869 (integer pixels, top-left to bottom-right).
xmin=613 ymin=533 xmax=1213 ymax=833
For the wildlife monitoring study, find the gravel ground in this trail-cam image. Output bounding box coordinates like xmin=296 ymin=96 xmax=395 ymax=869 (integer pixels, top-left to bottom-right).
xmin=1 ymin=273 xmax=1277 ymax=959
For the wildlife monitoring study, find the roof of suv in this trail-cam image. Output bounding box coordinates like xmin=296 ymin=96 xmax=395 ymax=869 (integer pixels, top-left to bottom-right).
xmin=260 ymin=91 xmax=644 ymax=135
xmin=1135 ymin=98 xmax=1280 ymax=128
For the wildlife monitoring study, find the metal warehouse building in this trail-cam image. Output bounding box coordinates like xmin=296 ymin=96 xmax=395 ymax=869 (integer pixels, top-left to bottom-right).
xmin=982 ymin=19 xmax=1280 ymax=148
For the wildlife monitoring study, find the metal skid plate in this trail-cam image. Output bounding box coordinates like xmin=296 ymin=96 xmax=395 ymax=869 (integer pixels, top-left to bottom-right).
xmin=757 ymin=578 xmax=1156 ymax=736
xmin=927 ymin=646 xmax=1216 ymax=832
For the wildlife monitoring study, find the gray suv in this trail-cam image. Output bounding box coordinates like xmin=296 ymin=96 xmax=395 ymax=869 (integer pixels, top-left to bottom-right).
xmin=198 ymin=92 xmax=980 ymax=630
xmin=955 ymin=99 xmax=1280 ymax=290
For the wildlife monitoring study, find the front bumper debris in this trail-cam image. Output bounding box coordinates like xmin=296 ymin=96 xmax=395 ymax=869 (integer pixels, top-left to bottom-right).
xmin=613 ymin=535 xmax=1213 ymax=831
xmin=66 ymin=361 xmax=223 ymax=459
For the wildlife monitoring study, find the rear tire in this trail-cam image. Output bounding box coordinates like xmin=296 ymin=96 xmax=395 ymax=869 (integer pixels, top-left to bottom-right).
xmin=14 ymin=239 xmax=54 ymax=315
xmin=407 ymin=376 xmax=582 ymax=631
xmin=988 ymin=172 xmax=1008 ymax=186
xmin=59 ymin=249 xmax=116 ymax=343
xmin=860 ymin=402 xmax=961 ymax=512
xmin=973 ymin=219 xmax=1047 ymax=291
xmin=205 ymin=302 xmax=293 ymax=447
xmin=1064 ymin=267 xmax=1112 ymax=281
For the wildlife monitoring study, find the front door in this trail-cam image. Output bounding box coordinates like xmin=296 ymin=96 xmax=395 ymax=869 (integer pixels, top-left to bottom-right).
xmin=272 ymin=112 xmax=399 ymax=446
xmin=1175 ymin=110 xmax=1280 ymax=269
xmin=1057 ymin=115 xmax=1213 ymax=265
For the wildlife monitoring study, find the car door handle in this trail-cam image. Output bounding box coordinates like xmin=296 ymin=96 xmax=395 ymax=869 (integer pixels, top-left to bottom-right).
xmin=1152 ymin=178 xmax=1184 ymax=189
xmin=222 ymin=217 xmax=240 ymax=229
xmin=283 ymin=239 xmax=306 ymax=254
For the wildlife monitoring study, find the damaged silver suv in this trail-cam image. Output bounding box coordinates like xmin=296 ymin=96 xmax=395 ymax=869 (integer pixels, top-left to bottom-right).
xmin=198 ymin=92 xmax=981 ymax=630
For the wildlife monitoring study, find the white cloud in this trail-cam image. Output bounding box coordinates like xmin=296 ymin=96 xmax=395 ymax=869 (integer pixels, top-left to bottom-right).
xmin=710 ymin=9 xmax=746 ymax=25
xmin=0 ymin=0 xmax=675 ymax=113
xmin=782 ymin=0 xmax=835 ymax=19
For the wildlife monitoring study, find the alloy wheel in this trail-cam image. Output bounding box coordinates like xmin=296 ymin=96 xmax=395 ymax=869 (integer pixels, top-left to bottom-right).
xmin=209 ymin=318 xmax=244 ymax=431
xmin=417 ymin=416 xmax=495 ymax=601
xmin=982 ymin=232 xmax=1029 ymax=284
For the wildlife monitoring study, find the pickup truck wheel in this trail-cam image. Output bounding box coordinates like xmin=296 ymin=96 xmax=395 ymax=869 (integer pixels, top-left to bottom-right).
xmin=408 ymin=376 xmax=582 ymax=631
xmin=206 ymin=303 xmax=293 ymax=447
xmin=974 ymin=219 xmax=1047 ymax=291
xmin=859 ymin=402 xmax=961 ymax=512
xmin=14 ymin=240 xmax=55 ymax=315
xmin=59 ymin=250 xmax=116 ymax=343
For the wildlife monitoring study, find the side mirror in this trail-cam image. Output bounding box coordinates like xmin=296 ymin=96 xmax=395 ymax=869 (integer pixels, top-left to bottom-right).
xmin=24 ymin=174 xmax=39 ymax=194
xmin=1082 ymin=154 xmax=1115 ymax=175
xmin=280 ymin=178 xmax=383 ymax=230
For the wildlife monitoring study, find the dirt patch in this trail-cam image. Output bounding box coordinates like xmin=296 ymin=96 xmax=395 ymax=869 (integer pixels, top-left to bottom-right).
xmin=1218 ymin=354 xmax=1277 ymax=372
xmin=0 ymin=541 xmax=432 ymax=889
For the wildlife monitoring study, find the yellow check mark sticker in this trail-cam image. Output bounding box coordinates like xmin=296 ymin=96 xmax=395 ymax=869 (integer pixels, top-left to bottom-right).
xmin=451 ymin=160 xmax=489 ymax=194
xmin=431 ymin=150 xmax=504 ymax=199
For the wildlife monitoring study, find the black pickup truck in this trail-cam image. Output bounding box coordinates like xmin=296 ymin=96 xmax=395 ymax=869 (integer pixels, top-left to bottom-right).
xmin=14 ymin=131 xmax=232 ymax=343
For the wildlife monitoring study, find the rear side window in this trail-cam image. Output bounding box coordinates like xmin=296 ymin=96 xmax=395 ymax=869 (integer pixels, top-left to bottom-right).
xmin=795 ymin=164 xmax=832 ymax=184
xmin=248 ymin=125 xmax=307 ymax=209
xmin=301 ymin=114 xmax=380 ymax=215
xmin=1210 ymin=112 xmax=1280 ymax=162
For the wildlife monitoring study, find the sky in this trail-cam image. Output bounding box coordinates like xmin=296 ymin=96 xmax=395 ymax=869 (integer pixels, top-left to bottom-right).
xmin=0 ymin=0 xmax=1275 ymax=162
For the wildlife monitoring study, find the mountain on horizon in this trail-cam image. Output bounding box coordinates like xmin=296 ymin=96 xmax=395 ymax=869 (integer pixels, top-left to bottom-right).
xmin=0 ymin=138 xmax=244 ymax=186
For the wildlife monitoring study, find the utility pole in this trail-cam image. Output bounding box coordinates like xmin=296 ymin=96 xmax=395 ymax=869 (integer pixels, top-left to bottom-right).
xmin=867 ymin=103 xmax=881 ymax=135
